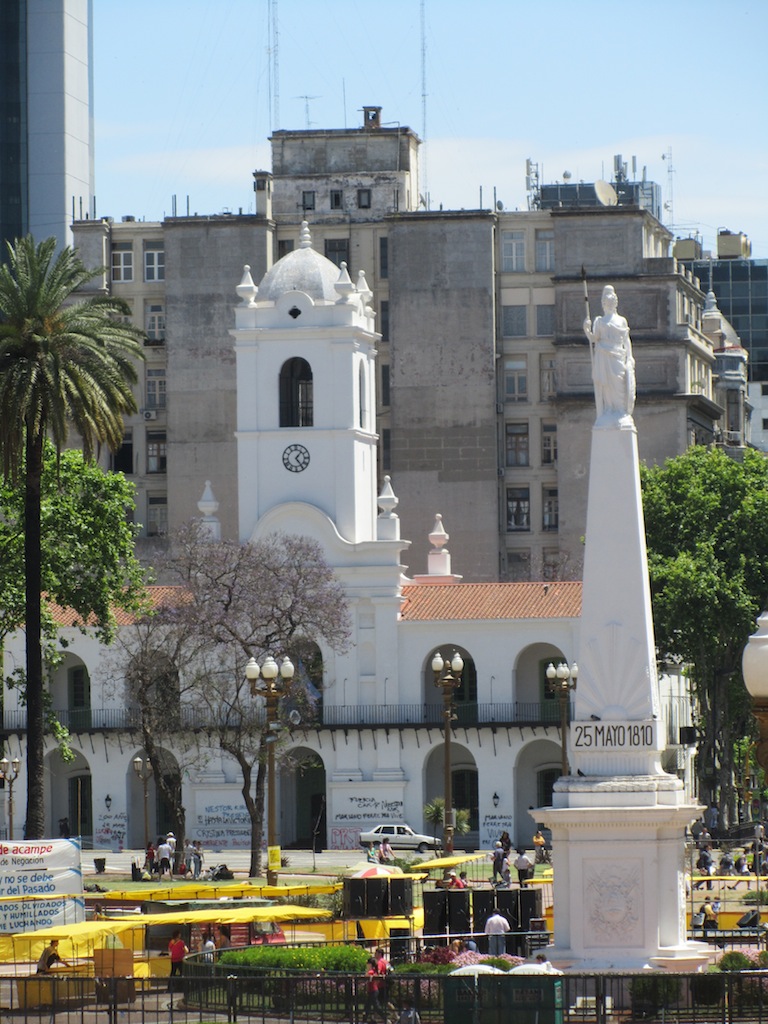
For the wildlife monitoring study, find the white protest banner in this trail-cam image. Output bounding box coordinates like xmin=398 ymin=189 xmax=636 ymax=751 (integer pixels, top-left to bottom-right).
xmin=0 ymin=838 xmax=84 ymax=932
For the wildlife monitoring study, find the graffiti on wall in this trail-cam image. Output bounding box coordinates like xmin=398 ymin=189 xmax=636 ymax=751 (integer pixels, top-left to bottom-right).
xmin=480 ymin=813 xmax=515 ymax=850
xmin=94 ymin=810 xmax=127 ymax=853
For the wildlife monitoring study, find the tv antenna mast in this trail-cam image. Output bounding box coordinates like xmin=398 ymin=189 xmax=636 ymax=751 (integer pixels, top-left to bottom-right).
xmin=420 ymin=0 xmax=428 ymax=202
xmin=661 ymin=147 xmax=675 ymax=231
xmin=268 ymin=0 xmax=279 ymax=131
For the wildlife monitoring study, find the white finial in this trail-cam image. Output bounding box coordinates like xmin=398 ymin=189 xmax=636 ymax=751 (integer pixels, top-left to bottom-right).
xmin=428 ymin=514 xmax=449 ymax=550
xmin=335 ymin=261 xmax=355 ymax=302
xmin=356 ymin=270 xmax=373 ymax=305
xmin=236 ymin=265 xmax=257 ymax=306
xmin=197 ymin=481 xmax=221 ymax=540
xmin=377 ymin=475 xmax=399 ymax=517
xmin=299 ymin=221 xmax=312 ymax=248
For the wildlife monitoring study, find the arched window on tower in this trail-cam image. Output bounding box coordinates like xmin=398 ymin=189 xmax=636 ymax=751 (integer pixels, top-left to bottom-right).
xmin=280 ymin=358 xmax=313 ymax=427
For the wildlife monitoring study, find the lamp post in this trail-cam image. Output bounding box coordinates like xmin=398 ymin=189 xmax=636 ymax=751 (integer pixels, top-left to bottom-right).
xmin=432 ymin=650 xmax=464 ymax=855
xmin=0 ymin=756 xmax=21 ymax=840
xmin=546 ymin=661 xmax=578 ymax=777
xmin=246 ymin=654 xmax=295 ymax=886
xmin=132 ymin=756 xmax=153 ymax=850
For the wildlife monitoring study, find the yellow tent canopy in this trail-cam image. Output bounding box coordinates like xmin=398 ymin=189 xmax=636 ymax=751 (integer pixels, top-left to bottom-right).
xmin=0 ymin=904 xmax=333 ymax=966
xmin=99 ymin=881 xmax=340 ymax=901
xmin=416 ymin=853 xmax=486 ymax=870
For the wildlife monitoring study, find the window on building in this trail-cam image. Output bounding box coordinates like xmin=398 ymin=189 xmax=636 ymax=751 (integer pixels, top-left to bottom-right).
xmin=146 ymin=368 xmax=166 ymax=409
xmin=111 ymin=242 xmax=133 ymax=282
xmin=147 ymin=431 xmax=167 ymax=473
xmin=380 ymin=300 xmax=389 ymax=341
xmin=358 ymin=188 xmax=372 ymax=210
xmin=504 ymin=357 xmax=528 ymax=402
xmin=543 ymin=549 xmax=561 ymax=581
xmin=507 ymin=549 xmax=531 ymax=581
xmin=382 ymin=428 xmax=391 ymax=471
xmin=277 ymin=239 xmax=294 ymax=260
xmin=68 ymin=665 xmax=91 ymax=730
xmin=535 ymin=229 xmax=555 ymax=271
xmin=542 ymin=486 xmax=559 ymax=531
xmin=279 ymin=357 xmax=314 ymax=427
xmin=301 ymin=191 xmax=315 ymax=211
xmin=325 ymin=237 xmax=350 ymax=270
xmin=379 ymin=236 xmax=389 ymax=279
xmin=147 ymin=495 xmax=168 ymax=536
xmin=144 ymin=243 xmax=165 ymax=282
xmin=330 ymin=189 xmax=343 ymax=210
xmin=536 ymin=304 xmax=555 ymax=336
xmin=541 ymin=421 xmax=557 ymax=465
xmin=762 ymin=418 xmax=768 ymax=431
xmin=501 ymin=230 xmax=525 ymax=272
xmin=111 ymin=431 xmax=133 ymax=475
xmin=145 ymin=303 xmax=165 ymax=344
xmin=502 ymin=305 xmax=527 ymax=338
xmin=452 ymin=769 xmax=479 ymax=831
xmin=381 ymin=364 xmax=390 ymax=407
xmin=506 ymin=487 xmax=530 ymax=531
xmin=505 ymin=422 xmax=529 ymax=466
xmin=540 ymin=356 xmax=556 ymax=400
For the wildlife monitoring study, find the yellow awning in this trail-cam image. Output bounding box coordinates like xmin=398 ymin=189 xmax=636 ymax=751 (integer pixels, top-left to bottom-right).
xmin=416 ymin=853 xmax=486 ymax=870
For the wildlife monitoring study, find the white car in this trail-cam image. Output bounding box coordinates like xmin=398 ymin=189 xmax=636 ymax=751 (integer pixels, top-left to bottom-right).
xmin=359 ymin=824 xmax=439 ymax=853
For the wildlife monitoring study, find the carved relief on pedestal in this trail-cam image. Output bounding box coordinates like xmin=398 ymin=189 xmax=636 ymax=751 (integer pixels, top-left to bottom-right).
xmin=584 ymin=859 xmax=644 ymax=948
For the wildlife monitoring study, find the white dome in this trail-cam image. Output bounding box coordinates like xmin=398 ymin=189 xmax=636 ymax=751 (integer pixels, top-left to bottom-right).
xmin=257 ymin=222 xmax=340 ymax=302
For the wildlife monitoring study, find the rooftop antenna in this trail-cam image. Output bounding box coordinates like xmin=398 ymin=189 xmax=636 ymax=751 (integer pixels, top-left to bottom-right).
xmin=268 ymin=0 xmax=279 ymax=130
xmin=297 ymin=95 xmax=319 ymax=129
xmin=420 ymin=0 xmax=428 ymax=203
xmin=661 ymin=147 xmax=674 ymax=231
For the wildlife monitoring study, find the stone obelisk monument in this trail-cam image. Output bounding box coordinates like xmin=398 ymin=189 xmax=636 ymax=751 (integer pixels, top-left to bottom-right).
xmin=534 ymin=285 xmax=704 ymax=970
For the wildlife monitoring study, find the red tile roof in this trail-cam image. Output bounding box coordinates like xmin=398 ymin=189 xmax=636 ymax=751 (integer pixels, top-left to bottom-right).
xmin=47 ymin=586 xmax=187 ymax=628
xmin=399 ymin=581 xmax=582 ymax=621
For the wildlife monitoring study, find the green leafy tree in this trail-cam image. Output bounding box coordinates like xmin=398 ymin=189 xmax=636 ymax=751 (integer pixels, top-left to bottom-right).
xmin=0 ymin=236 xmax=144 ymax=838
xmin=641 ymin=446 xmax=768 ymax=825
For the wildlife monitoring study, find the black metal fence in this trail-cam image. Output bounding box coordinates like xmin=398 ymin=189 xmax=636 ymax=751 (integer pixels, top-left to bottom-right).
xmin=4 ymin=968 xmax=768 ymax=1024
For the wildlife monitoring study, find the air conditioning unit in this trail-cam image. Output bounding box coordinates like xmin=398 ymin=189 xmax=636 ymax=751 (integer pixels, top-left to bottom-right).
xmin=143 ymin=409 xmax=157 ymax=421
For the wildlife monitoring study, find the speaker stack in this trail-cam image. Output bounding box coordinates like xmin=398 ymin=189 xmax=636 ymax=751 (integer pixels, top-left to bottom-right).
xmin=341 ymin=877 xmax=414 ymax=918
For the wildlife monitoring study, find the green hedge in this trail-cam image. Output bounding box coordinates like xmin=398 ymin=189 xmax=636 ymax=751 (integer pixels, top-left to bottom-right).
xmin=219 ymin=944 xmax=369 ymax=973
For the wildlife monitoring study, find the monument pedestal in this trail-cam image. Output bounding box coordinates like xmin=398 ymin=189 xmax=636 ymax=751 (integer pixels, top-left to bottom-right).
xmin=537 ymin=776 xmax=707 ymax=971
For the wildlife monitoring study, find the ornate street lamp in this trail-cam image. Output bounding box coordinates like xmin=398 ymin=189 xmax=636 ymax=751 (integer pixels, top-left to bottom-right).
xmin=246 ymin=654 xmax=295 ymax=886
xmin=0 ymin=756 xmax=21 ymax=840
xmin=432 ymin=650 xmax=464 ymax=854
xmin=132 ymin=756 xmax=153 ymax=850
xmin=546 ymin=661 xmax=578 ymax=777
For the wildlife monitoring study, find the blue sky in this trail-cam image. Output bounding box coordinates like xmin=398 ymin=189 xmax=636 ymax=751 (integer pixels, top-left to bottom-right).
xmin=94 ymin=0 xmax=768 ymax=257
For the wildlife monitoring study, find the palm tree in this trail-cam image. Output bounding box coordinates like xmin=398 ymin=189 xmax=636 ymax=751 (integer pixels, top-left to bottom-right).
xmin=423 ymin=797 xmax=471 ymax=849
xmin=0 ymin=236 xmax=144 ymax=838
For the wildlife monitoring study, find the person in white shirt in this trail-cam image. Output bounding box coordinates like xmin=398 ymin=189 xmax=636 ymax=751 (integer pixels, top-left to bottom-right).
xmin=484 ymin=911 xmax=510 ymax=956
xmin=157 ymin=838 xmax=173 ymax=878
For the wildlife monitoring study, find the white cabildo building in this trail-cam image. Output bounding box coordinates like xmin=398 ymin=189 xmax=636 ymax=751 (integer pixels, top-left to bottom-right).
xmin=1 ymin=228 xmax=693 ymax=854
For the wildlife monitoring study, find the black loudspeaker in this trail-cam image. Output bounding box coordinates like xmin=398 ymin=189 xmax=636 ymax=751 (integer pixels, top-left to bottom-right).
xmin=495 ymin=889 xmax=518 ymax=930
xmin=423 ymin=890 xmax=448 ymax=937
xmin=679 ymin=726 xmax=697 ymax=746
xmin=447 ymin=890 xmax=471 ymax=934
xmin=343 ymin=878 xmax=367 ymax=918
xmin=389 ymin=927 xmax=411 ymax=963
xmin=389 ymin=877 xmax=413 ymax=916
xmin=738 ymin=910 xmax=759 ymax=928
xmin=366 ymin=877 xmax=387 ymax=917
xmin=472 ymin=889 xmax=495 ymax=932
xmin=518 ymin=888 xmax=543 ymax=931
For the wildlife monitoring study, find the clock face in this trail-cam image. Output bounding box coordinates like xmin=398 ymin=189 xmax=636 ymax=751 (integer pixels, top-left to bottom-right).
xmin=282 ymin=443 xmax=310 ymax=473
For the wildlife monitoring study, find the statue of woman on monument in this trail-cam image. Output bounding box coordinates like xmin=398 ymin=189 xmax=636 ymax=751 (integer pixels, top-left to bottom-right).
xmin=583 ymin=285 xmax=636 ymax=418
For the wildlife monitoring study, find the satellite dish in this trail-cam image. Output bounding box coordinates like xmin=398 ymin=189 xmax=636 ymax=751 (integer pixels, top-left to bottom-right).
xmin=496 ymin=200 xmax=504 ymax=211
xmin=563 ymin=171 xmax=572 ymax=181
xmin=594 ymin=180 xmax=618 ymax=207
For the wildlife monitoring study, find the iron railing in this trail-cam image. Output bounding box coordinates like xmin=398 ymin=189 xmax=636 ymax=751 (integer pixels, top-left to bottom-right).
xmin=5 ymin=967 xmax=768 ymax=1024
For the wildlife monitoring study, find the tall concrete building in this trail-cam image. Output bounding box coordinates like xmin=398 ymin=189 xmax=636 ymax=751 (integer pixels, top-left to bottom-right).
xmin=677 ymin=231 xmax=767 ymax=450
xmin=73 ymin=107 xmax=725 ymax=581
xmin=0 ymin=0 xmax=94 ymax=250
